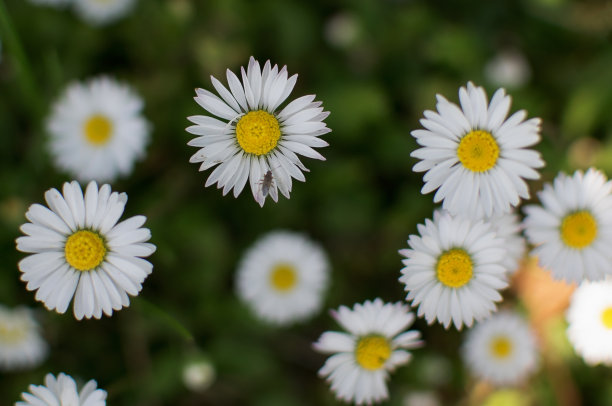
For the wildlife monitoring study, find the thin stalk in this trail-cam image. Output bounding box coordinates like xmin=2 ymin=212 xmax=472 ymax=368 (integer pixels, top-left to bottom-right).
xmin=136 ymin=297 xmax=195 ymax=343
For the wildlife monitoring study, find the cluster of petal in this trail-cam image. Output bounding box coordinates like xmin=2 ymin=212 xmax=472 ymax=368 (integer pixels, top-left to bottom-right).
xmin=16 ymin=372 xmax=106 ymax=406
xmin=411 ymin=82 xmax=543 ymax=219
xmin=47 ymin=76 xmax=150 ymax=182
xmin=187 ymin=56 xmax=330 ymax=206
xmin=523 ymin=168 xmax=612 ymax=282
xmin=314 ymin=299 xmax=422 ymax=405
xmin=566 ymin=279 xmax=612 ymax=365
xmin=16 ymin=181 xmax=156 ymax=320
xmin=0 ymin=305 xmax=47 ymax=371
xmin=399 ymin=210 xmax=509 ymax=329
xmin=236 ymin=231 xmax=329 ymax=325
xmin=462 ymin=311 xmax=538 ymax=385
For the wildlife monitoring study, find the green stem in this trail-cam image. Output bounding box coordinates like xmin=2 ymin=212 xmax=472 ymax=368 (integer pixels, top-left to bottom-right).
xmin=136 ymin=297 xmax=195 ymax=343
xmin=0 ymin=0 xmax=42 ymax=116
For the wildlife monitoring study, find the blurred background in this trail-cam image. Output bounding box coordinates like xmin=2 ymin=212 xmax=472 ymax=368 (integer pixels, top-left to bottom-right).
xmin=1 ymin=0 xmax=612 ymax=404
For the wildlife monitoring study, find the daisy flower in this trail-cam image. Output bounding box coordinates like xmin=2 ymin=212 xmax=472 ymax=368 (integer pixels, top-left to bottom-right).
xmin=0 ymin=305 xmax=47 ymax=371
xmin=523 ymin=168 xmax=612 ymax=282
xmin=313 ymin=299 xmax=423 ymax=405
xmin=462 ymin=311 xmax=538 ymax=386
xmin=399 ymin=210 xmax=509 ymax=330
xmin=566 ymin=279 xmax=612 ymax=365
xmin=186 ymin=56 xmax=330 ymax=207
xmin=411 ymin=82 xmax=544 ymax=219
xmin=47 ymin=76 xmax=150 ymax=182
xmin=73 ymin=0 xmax=136 ymax=25
xmin=16 ymin=372 xmax=106 ymax=406
xmin=236 ymin=231 xmax=329 ymax=325
xmin=16 ymin=181 xmax=156 ymax=320
xmin=490 ymin=212 xmax=526 ymax=274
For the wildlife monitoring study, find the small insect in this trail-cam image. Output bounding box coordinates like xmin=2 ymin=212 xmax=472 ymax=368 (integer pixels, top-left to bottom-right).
xmin=259 ymin=170 xmax=274 ymax=198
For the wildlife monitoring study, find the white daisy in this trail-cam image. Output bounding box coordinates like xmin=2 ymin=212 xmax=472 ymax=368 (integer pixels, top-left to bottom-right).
xmin=0 ymin=305 xmax=47 ymax=371
xmin=16 ymin=181 xmax=156 ymax=320
xmin=314 ymin=298 xmax=423 ymax=405
xmin=462 ymin=311 xmax=538 ymax=386
xmin=236 ymin=231 xmax=329 ymax=325
xmin=16 ymin=372 xmax=106 ymax=406
xmin=399 ymin=210 xmax=509 ymax=330
xmin=411 ymin=81 xmax=544 ymax=219
xmin=566 ymin=279 xmax=612 ymax=365
xmin=73 ymin=0 xmax=136 ymax=26
xmin=523 ymin=168 xmax=612 ymax=282
xmin=490 ymin=212 xmax=526 ymax=274
xmin=186 ymin=56 xmax=330 ymax=207
xmin=47 ymin=76 xmax=150 ymax=182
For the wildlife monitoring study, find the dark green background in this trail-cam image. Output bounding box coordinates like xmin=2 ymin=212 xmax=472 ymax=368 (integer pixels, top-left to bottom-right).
xmin=2 ymin=0 xmax=612 ymax=404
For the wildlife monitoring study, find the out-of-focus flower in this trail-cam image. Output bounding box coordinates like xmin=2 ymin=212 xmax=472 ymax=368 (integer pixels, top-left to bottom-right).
xmin=524 ymin=168 xmax=612 ymax=282
xmin=73 ymin=0 xmax=136 ymax=26
xmin=324 ymin=13 xmax=361 ymax=48
xmin=186 ymin=56 xmax=330 ymax=206
xmin=47 ymin=76 xmax=150 ymax=182
xmin=399 ymin=210 xmax=509 ymax=330
xmin=16 ymin=181 xmax=156 ymax=320
xmin=314 ymin=299 xmax=423 ymax=405
xmin=403 ymin=390 xmax=441 ymax=406
xmin=566 ymin=279 xmax=612 ymax=365
xmin=411 ymin=82 xmax=544 ymax=219
xmin=16 ymin=372 xmax=106 ymax=406
xmin=182 ymin=358 xmax=216 ymax=392
xmin=463 ymin=312 xmax=538 ymax=385
xmin=484 ymin=50 xmax=531 ymax=89
xmin=0 ymin=305 xmax=47 ymax=371
xmin=236 ymin=231 xmax=329 ymax=325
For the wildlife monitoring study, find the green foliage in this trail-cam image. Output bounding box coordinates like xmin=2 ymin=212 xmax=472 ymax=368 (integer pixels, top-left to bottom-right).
xmin=1 ymin=0 xmax=612 ymax=404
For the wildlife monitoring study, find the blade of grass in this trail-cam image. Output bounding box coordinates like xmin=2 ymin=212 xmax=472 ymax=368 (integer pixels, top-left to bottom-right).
xmin=135 ymin=297 xmax=195 ymax=343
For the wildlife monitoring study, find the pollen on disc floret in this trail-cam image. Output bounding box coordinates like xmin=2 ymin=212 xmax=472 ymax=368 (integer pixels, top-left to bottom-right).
xmin=462 ymin=311 xmax=538 ymax=386
xmin=16 ymin=180 xmax=156 ymax=320
xmin=410 ymin=81 xmax=544 ymax=219
xmin=46 ymin=76 xmax=151 ymax=183
xmin=399 ymin=209 xmax=510 ymax=330
xmin=186 ymin=56 xmax=331 ymax=207
xmin=523 ymin=168 xmax=612 ymax=283
xmin=235 ymin=230 xmax=330 ymax=325
xmin=313 ymin=299 xmax=423 ymax=405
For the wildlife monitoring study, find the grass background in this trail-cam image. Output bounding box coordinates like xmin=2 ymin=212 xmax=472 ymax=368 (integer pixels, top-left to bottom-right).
xmin=2 ymin=0 xmax=612 ymax=404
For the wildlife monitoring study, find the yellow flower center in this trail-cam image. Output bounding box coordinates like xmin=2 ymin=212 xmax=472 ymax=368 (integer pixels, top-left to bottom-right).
xmin=269 ymin=263 xmax=297 ymax=292
xmin=0 ymin=323 xmax=27 ymax=344
xmin=355 ymin=336 xmax=392 ymax=370
xmin=560 ymin=211 xmax=598 ymax=249
xmin=235 ymin=110 xmax=281 ymax=155
xmin=64 ymin=230 xmax=106 ymax=271
xmin=457 ymin=130 xmax=500 ymax=172
xmin=436 ymin=248 xmax=473 ymax=288
xmin=490 ymin=336 xmax=513 ymax=359
xmin=84 ymin=114 xmax=113 ymax=146
xmin=601 ymin=307 xmax=612 ymax=329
